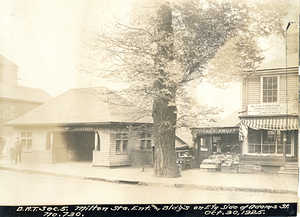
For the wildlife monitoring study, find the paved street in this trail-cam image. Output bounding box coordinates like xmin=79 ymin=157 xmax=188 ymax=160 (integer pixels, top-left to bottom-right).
xmin=0 ymin=170 xmax=297 ymax=205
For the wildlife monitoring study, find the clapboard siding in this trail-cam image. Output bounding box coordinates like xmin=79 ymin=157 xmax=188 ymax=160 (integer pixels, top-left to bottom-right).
xmin=242 ymin=82 xmax=247 ymax=112
xmin=243 ymin=72 xmax=299 ymax=116
xmin=247 ymin=77 xmax=260 ymax=105
xmin=279 ymin=74 xmax=287 ymax=103
xmin=287 ymin=74 xmax=299 ymax=115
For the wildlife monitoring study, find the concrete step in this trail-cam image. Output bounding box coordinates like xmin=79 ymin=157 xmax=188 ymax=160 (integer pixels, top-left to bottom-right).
xmin=277 ymin=162 xmax=299 ymax=176
xmin=277 ymin=171 xmax=298 ymax=176
xmin=284 ymin=165 xmax=298 ymax=169
xmin=284 ymin=168 xmax=298 ymax=171
xmin=285 ymin=162 xmax=298 ymax=165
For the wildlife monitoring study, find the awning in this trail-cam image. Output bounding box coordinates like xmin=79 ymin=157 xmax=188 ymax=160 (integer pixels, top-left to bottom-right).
xmin=240 ymin=117 xmax=298 ymax=131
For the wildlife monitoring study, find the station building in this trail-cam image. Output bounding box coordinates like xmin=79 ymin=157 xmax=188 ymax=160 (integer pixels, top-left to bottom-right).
xmin=4 ymin=87 xmax=154 ymax=167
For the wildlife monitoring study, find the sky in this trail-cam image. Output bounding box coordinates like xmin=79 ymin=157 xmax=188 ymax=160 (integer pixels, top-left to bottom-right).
xmin=0 ymin=0 xmax=298 ymax=119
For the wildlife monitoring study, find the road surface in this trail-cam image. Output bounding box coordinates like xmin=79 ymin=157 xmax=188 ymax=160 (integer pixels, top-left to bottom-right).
xmin=0 ymin=170 xmax=297 ymax=205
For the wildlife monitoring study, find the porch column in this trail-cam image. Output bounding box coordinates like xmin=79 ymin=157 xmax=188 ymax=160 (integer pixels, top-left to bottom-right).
xmin=209 ymin=135 xmax=213 ymax=155
xmin=94 ymin=132 xmax=98 ymax=151
xmin=193 ymin=135 xmax=200 ymax=167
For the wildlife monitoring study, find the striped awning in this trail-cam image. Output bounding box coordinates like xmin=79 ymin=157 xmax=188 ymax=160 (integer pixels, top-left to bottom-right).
xmin=241 ymin=117 xmax=298 ymax=131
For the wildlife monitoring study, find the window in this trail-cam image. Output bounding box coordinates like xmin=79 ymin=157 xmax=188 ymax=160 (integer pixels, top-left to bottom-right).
xmin=21 ymin=132 xmax=33 ymax=151
xmin=248 ymin=129 xmax=291 ymax=155
xmin=140 ymin=133 xmax=152 ymax=150
xmin=200 ymin=137 xmax=209 ymax=151
xmin=262 ymin=76 xmax=278 ymax=103
xmin=115 ymin=133 xmax=128 ymax=153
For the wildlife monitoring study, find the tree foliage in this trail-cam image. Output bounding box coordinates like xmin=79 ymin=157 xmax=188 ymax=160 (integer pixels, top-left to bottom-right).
xmin=84 ymin=0 xmax=290 ymax=115
xmin=82 ymin=0 xmax=291 ymax=177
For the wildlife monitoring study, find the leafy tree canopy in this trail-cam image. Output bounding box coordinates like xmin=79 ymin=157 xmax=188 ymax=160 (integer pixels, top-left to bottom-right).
xmin=83 ymin=0 xmax=290 ymax=119
xmin=82 ymin=0 xmax=292 ymax=178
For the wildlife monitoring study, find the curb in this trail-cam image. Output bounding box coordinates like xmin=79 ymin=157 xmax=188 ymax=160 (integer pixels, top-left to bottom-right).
xmin=0 ymin=166 xmax=297 ymax=195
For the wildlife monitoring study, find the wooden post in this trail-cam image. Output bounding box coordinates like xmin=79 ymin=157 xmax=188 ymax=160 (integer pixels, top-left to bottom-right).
xmin=283 ymin=131 xmax=287 ymax=163
xmin=193 ymin=135 xmax=199 ymax=167
xmin=210 ymin=135 xmax=213 ymax=155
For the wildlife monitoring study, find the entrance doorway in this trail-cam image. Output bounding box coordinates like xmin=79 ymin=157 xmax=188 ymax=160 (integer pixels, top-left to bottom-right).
xmin=52 ymin=131 xmax=95 ymax=162
xmin=72 ymin=132 xmax=95 ymax=161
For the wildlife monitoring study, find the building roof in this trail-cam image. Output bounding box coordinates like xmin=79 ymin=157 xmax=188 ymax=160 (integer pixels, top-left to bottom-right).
xmin=256 ymin=53 xmax=298 ymax=71
xmin=0 ymin=82 xmax=53 ymax=103
xmin=175 ymin=136 xmax=187 ymax=145
xmin=4 ymin=87 xmax=152 ymax=126
xmin=192 ymin=109 xmax=240 ymax=129
xmin=0 ymin=55 xmax=19 ymax=68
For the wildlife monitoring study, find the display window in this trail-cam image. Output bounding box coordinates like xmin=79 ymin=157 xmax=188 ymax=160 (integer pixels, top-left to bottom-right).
xmin=248 ymin=129 xmax=292 ymax=155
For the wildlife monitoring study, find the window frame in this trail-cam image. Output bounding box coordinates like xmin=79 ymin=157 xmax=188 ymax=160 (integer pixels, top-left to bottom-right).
xmin=140 ymin=132 xmax=152 ymax=150
xmin=247 ymin=129 xmax=293 ymax=156
xmin=115 ymin=132 xmax=129 ymax=154
xmin=21 ymin=132 xmax=33 ymax=152
xmin=260 ymin=75 xmax=280 ymax=104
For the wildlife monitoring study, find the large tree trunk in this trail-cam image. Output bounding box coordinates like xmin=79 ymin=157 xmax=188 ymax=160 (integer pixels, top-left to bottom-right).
xmin=153 ymin=95 xmax=180 ymax=178
xmin=153 ymin=2 xmax=180 ymax=178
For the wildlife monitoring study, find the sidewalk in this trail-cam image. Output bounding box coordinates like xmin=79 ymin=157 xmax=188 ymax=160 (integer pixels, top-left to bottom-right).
xmin=0 ymin=158 xmax=298 ymax=195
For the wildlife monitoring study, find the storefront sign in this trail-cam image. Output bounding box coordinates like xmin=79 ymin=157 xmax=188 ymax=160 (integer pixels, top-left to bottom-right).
xmin=52 ymin=127 xmax=94 ymax=131
xmin=52 ymin=127 xmax=70 ymax=131
xmin=248 ymin=103 xmax=287 ymax=115
xmin=196 ymin=128 xmax=238 ymax=135
xmin=73 ymin=127 xmax=93 ymax=131
xmin=248 ymin=104 xmax=287 ymax=115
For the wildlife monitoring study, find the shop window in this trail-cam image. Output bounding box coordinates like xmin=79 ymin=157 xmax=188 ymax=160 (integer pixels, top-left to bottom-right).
xmin=140 ymin=133 xmax=152 ymax=150
xmin=116 ymin=133 xmax=128 ymax=153
xmin=262 ymin=76 xmax=278 ymax=103
xmin=248 ymin=129 xmax=292 ymax=155
xmin=21 ymin=132 xmax=33 ymax=151
xmin=200 ymin=137 xmax=209 ymax=151
xmin=248 ymin=129 xmax=260 ymax=153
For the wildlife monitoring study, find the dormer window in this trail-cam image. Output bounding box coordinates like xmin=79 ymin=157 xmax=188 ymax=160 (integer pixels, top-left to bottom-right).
xmin=262 ymin=76 xmax=278 ymax=103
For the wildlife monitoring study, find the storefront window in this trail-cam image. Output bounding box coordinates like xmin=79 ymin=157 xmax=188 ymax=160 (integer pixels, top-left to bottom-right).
xmin=248 ymin=129 xmax=292 ymax=155
xmin=248 ymin=129 xmax=260 ymax=153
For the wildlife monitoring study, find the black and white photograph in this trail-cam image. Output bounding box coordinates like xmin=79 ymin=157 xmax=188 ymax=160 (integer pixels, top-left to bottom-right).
xmin=0 ymin=0 xmax=298 ymax=216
